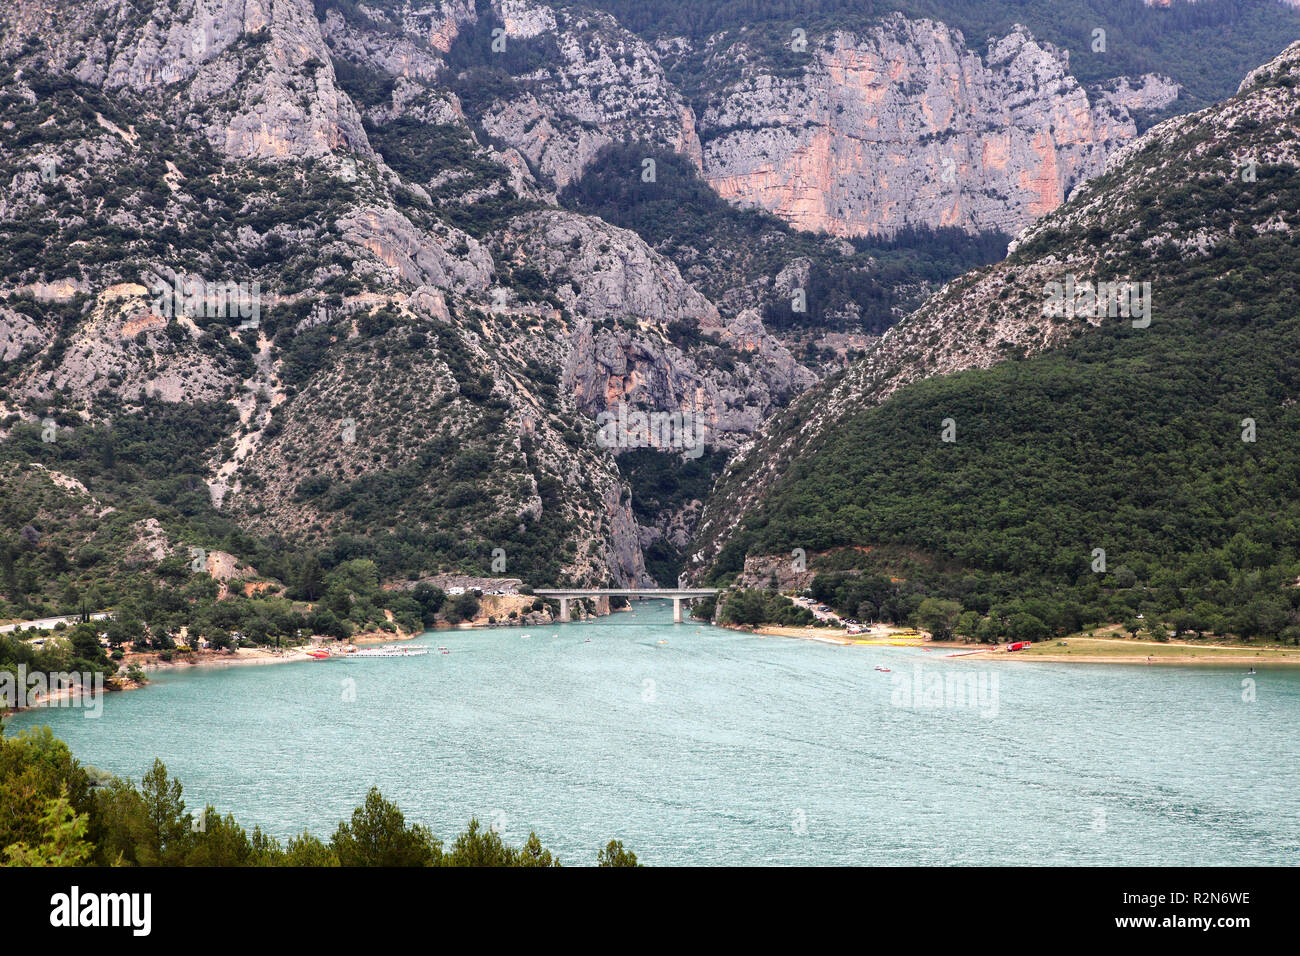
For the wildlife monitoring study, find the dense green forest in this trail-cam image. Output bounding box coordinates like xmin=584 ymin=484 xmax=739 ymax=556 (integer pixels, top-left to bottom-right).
xmin=585 ymin=0 xmax=1300 ymax=115
xmin=0 ymin=623 xmax=117 ymax=694
xmin=0 ymin=725 xmax=639 ymax=866
xmin=715 ymin=588 xmax=817 ymax=627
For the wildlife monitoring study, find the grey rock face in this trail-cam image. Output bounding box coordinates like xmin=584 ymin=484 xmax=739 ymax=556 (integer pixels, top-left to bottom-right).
xmin=0 ymin=307 xmax=48 ymax=363
xmin=2 ymin=0 xmax=375 ymax=162
xmin=337 ymin=205 xmax=493 ymax=293
xmin=319 ymin=1 xmax=477 ymax=78
xmin=498 ymin=209 xmax=814 ymax=449
xmin=503 ymin=209 xmax=719 ymax=326
xmin=476 ymin=0 xmax=702 ymax=189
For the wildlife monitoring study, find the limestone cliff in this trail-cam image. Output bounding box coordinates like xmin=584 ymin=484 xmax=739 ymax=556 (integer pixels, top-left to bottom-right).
xmin=692 ymin=15 xmax=1179 ymax=238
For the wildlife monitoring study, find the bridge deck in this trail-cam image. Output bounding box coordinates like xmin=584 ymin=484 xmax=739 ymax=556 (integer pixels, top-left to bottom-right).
xmin=535 ymin=588 xmax=718 ymax=597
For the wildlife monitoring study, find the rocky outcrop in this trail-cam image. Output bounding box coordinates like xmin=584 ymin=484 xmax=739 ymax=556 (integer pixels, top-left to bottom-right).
xmin=733 ymin=553 xmax=815 ymax=592
xmin=337 ymin=205 xmax=494 ymax=293
xmin=476 ymin=0 xmax=702 ymax=189
xmin=497 ymin=209 xmax=814 ymax=448
xmin=319 ymin=1 xmax=477 ymax=80
xmin=6 ymin=284 xmax=232 ymax=406
xmin=459 ymin=5 xmax=1179 ymax=239
xmin=695 ymin=15 xmax=1179 ymax=238
xmin=501 ymin=209 xmax=719 ymax=327
xmin=0 ymin=0 xmax=376 ymax=163
xmin=0 ymin=307 xmax=48 ymax=363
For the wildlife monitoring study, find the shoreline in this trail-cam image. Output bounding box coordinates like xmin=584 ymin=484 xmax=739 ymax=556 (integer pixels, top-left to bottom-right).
xmin=8 ymin=609 xmax=594 ymax=711
xmin=739 ymin=623 xmax=1300 ymax=666
xmin=12 ymin=617 xmax=1296 ymax=715
xmin=131 ymin=625 xmax=422 ymax=676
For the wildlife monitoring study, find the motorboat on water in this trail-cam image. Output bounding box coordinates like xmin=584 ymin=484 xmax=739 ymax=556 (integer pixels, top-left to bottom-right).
xmin=306 ymin=649 xmax=331 ymax=660
xmin=875 ymin=665 xmax=891 ymax=673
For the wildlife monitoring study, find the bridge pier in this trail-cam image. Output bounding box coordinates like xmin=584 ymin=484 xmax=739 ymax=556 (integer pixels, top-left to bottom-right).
xmin=534 ymin=588 xmax=719 ymax=627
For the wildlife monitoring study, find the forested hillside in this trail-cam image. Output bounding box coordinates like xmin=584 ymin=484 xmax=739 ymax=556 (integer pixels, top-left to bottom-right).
xmin=696 ymin=42 xmax=1300 ymax=644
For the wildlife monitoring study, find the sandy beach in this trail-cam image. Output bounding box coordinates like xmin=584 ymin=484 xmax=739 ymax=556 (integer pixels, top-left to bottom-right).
xmin=753 ymin=625 xmax=854 ymax=645
xmin=743 ymin=623 xmax=1300 ymax=666
xmin=949 ymin=636 xmax=1300 ymax=666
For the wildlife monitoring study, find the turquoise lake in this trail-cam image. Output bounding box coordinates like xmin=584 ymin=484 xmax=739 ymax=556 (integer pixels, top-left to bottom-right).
xmin=8 ymin=599 xmax=1298 ymax=865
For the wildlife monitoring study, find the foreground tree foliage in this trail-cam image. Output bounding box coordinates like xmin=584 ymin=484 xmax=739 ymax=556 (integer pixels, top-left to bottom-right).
xmin=597 ymin=840 xmax=640 ymax=867
xmin=0 ymin=725 xmax=638 ymax=867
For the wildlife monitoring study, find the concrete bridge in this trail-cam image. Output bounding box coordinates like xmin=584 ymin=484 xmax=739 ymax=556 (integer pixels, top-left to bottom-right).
xmin=534 ymin=588 xmax=720 ymax=623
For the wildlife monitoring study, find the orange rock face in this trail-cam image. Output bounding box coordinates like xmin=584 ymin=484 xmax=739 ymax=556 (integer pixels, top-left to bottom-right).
xmin=699 ymin=17 xmax=1178 ymax=238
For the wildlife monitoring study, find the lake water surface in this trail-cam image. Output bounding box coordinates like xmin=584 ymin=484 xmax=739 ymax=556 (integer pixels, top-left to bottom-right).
xmin=9 ymin=600 xmax=1298 ymax=865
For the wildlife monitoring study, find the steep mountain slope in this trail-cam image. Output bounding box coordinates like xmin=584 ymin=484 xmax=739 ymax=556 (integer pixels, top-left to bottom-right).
xmin=3 ymin=0 xmax=1293 ymax=602
xmin=447 ymin=0 xmax=703 ymax=190
xmin=0 ymin=0 xmax=1114 ymax=595
xmin=0 ymin=0 xmax=746 ymax=588
xmin=688 ymin=41 xmax=1300 ymax=640
xmin=559 ymin=144 xmax=1011 ymax=351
